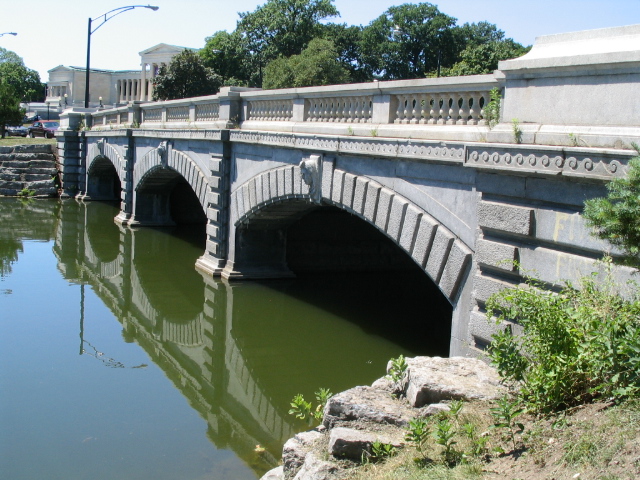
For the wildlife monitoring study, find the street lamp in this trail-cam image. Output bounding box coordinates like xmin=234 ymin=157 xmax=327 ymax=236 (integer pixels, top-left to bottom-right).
xmin=0 ymin=32 xmax=17 ymax=38
xmin=84 ymin=5 xmax=159 ymax=108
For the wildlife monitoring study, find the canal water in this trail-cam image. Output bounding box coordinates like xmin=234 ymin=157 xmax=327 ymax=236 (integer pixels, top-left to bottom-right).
xmin=0 ymin=198 xmax=449 ymax=480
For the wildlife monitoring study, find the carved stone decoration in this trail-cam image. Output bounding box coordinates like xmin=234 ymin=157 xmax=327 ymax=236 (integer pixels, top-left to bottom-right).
xmin=97 ymin=138 xmax=105 ymax=155
xmin=300 ymin=154 xmax=323 ymax=204
xmin=157 ymin=141 xmax=169 ymax=166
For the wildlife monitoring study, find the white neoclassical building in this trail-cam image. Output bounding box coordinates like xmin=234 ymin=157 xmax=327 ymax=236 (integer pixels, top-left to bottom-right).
xmin=46 ymin=44 xmax=191 ymax=109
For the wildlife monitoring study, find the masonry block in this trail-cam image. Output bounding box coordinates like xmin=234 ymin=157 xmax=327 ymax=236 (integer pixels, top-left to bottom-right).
xmin=375 ymin=188 xmax=394 ymax=231
xmin=331 ymin=170 xmax=345 ymax=204
xmin=477 ymin=239 xmax=518 ymax=272
xmin=386 ymin=195 xmax=407 ymax=242
xmin=438 ymin=239 xmax=472 ymax=300
xmin=363 ymin=181 xmax=381 ymax=223
xmin=277 ymin=168 xmax=286 ymax=197
xmin=343 ymin=173 xmax=356 ymax=210
xmin=411 ymin=215 xmax=438 ymax=268
xmin=478 ymin=201 xmax=534 ymax=236
xmin=294 ymin=167 xmax=302 ymax=195
xmin=399 ymin=205 xmax=422 ymax=254
xmin=473 ymin=273 xmax=517 ymax=304
xmin=269 ymin=170 xmax=278 ymax=200
xmin=352 ymin=177 xmax=369 ymax=215
xmin=425 ymin=227 xmax=455 ymax=283
xmin=284 ymin=166 xmax=294 ymax=195
xmin=256 ymin=175 xmax=264 ymax=206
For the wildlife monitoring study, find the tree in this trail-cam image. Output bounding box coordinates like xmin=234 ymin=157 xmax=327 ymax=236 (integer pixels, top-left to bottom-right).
xmin=263 ymin=38 xmax=350 ymax=89
xmin=444 ymin=40 xmax=529 ymax=76
xmin=0 ymin=80 xmax=25 ymax=138
xmin=359 ymin=3 xmax=457 ymax=80
xmin=320 ymin=23 xmax=371 ymax=83
xmin=583 ymin=145 xmax=640 ymax=269
xmin=200 ymin=30 xmax=252 ymax=86
xmin=0 ymin=61 xmax=45 ymax=102
xmin=237 ymin=0 xmax=339 ymax=68
xmin=0 ymin=47 xmax=44 ymax=101
xmin=152 ymin=50 xmax=222 ymax=101
xmin=0 ymin=47 xmax=24 ymax=65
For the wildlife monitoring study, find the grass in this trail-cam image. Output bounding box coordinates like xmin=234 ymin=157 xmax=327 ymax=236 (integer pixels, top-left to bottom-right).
xmin=0 ymin=137 xmax=57 ymax=147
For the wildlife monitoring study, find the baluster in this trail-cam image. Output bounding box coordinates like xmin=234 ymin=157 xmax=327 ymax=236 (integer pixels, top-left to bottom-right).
xmin=346 ymin=98 xmax=355 ymax=123
xmin=427 ymin=94 xmax=437 ymax=124
xmin=436 ymin=94 xmax=445 ymax=125
xmin=457 ymin=93 xmax=470 ymax=125
xmin=409 ymin=94 xmax=420 ymax=124
xmin=478 ymin=91 xmax=489 ymax=126
xmin=447 ymin=93 xmax=458 ymax=125
xmin=364 ymin=98 xmax=372 ymax=123
xmin=418 ymin=94 xmax=428 ymax=124
xmin=394 ymin=95 xmax=405 ymax=124
xmin=467 ymin=93 xmax=478 ymax=125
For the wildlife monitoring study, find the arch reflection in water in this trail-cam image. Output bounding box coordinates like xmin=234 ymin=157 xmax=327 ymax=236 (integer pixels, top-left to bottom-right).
xmin=54 ymin=200 xmax=418 ymax=477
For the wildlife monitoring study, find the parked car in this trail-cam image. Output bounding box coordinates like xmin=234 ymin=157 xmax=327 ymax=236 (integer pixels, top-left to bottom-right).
xmin=28 ymin=120 xmax=59 ymax=139
xmin=23 ymin=114 xmax=41 ymax=123
xmin=5 ymin=125 xmax=28 ymax=137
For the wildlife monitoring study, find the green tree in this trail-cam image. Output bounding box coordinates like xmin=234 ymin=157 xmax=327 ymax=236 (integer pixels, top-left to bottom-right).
xmin=583 ymin=146 xmax=640 ymax=268
xmin=0 ymin=80 xmax=25 ymax=138
xmin=200 ymin=30 xmax=251 ymax=86
xmin=152 ymin=50 xmax=222 ymax=101
xmin=236 ymin=0 xmax=339 ymax=86
xmin=320 ymin=23 xmax=371 ymax=83
xmin=360 ymin=2 xmax=457 ymax=80
xmin=0 ymin=46 xmax=24 ymax=65
xmin=0 ymin=62 xmax=45 ymax=102
xmin=263 ymin=38 xmax=350 ymax=89
xmin=444 ymin=40 xmax=529 ymax=76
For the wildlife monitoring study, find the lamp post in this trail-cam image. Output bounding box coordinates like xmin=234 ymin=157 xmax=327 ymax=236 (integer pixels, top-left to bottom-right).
xmin=0 ymin=32 xmax=17 ymax=38
xmin=84 ymin=5 xmax=159 ymax=108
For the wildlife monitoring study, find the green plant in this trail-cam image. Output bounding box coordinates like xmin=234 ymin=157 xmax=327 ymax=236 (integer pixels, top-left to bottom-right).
xmin=131 ymin=120 xmax=140 ymax=128
xmin=568 ymin=132 xmax=579 ymax=147
xmin=461 ymin=422 xmax=489 ymax=459
xmin=288 ymin=388 xmax=333 ymax=424
xmin=386 ymin=354 xmax=408 ymax=384
xmin=489 ymin=396 xmax=524 ymax=452
xmin=583 ymin=144 xmax=640 ymax=269
xmin=486 ymin=260 xmax=640 ymax=413
xmin=405 ymin=417 xmax=431 ymax=457
xmin=370 ymin=127 xmax=378 ymax=137
xmin=363 ymin=440 xmax=397 ymax=464
xmin=434 ymin=414 xmax=460 ymax=465
xmin=484 ymin=87 xmax=501 ymax=128
xmin=511 ymin=118 xmax=522 ymax=144
xmin=347 ymin=125 xmax=354 ymax=136
xmin=17 ymin=188 xmax=35 ymax=197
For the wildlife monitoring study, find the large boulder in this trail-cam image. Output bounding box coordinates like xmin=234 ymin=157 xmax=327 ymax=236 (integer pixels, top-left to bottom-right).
xmin=404 ymin=356 xmax=505 ymax=407
xmin=323 ymin=385 xmax=415 ymax=428
xmin=327 ymin=426 xmax=404 ymax=461
xmin=282 ymin=430 xmax=324 ymax=479
xmin=292 ymin=453 xmax=342 ymax=480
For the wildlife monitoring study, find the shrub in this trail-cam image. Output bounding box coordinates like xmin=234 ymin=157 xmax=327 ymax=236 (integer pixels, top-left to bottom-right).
xmin=486 ymin=261 xmax=640 ymax=414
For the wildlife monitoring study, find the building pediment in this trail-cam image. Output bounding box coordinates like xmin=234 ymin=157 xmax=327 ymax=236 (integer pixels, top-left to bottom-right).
xmin=139 ymin=43 xmax=192 ymax=57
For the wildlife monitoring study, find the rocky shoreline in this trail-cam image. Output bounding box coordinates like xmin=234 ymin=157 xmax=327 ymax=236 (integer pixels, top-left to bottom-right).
xmin=262 ymin=356 xmax=506 ymax=480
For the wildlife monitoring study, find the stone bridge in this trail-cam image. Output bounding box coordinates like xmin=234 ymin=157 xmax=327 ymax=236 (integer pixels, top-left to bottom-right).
xmin=57 ymin=25 xmax=640 ymax=356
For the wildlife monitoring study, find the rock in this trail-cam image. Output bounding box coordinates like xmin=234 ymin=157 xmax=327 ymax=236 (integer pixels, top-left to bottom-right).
xmin=422 ymin=403 xmax=451 ymax=416
xmin=328 ymin=426 xmax=404 ymax=461
xmin=260 ymin=466 xmax=284 ymax=480
xmin=283 ymin=430 xmax=324 ymax=479
xmin=323 ymin=386 xmax=415 ymax=428
xmin=292 ymin=453 xmax=341 ymax=480
xmin=404 ymin=356 xmax=505 ymax=407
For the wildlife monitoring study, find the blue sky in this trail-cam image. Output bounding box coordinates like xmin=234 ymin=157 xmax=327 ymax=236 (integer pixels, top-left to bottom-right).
xmin=2 ymin=0 xmax=640 ymax=81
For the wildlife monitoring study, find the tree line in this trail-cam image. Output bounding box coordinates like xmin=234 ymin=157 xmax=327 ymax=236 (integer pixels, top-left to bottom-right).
xmin=153 ymin=0 xmax=529 ymax=100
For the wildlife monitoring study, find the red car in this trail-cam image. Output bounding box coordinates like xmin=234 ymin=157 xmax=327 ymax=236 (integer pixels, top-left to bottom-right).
xmin=28 ymin=120 xmax=59 ymax=139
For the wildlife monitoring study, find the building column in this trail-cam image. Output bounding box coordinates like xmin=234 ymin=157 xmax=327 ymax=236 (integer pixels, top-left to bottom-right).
xmin=141 ymin=63 xmax=147 ymax=101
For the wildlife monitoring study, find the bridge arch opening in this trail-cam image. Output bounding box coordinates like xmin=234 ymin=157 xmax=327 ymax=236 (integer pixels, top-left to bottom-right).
xmin=87 ymin=156 xmax=121 ymax=202
xmin=234 ymin=204 xmax=453 ymax=355
xmin=134 ymin=166 xmax=207 ymax=227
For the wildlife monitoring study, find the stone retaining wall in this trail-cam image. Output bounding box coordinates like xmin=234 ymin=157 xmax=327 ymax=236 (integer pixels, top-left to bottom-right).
xmin=0 ymin=144 xmax=59 ymax=197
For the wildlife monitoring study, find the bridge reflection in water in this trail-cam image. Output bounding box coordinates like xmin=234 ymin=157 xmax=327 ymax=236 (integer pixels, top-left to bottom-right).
xmin=44 ymin=199 xmax=441 ymax=477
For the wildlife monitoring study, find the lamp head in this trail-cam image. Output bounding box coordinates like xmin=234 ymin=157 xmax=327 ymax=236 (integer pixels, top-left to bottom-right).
xmin=147 ymin=5 xmax=159 ymax=11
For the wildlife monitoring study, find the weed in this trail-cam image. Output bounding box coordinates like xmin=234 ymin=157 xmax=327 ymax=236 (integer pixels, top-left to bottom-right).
xmin=484 ymin=88 xmax=501 ymax=128
xmin=362 ymin=440 xmax=397 ymax=464
xmin=489 ymin=396 xmax=525 ymax=453
xmin=288 ymin=388 xmax=333 ymax=425
xmin=434 ymin=414 xmax=460 ymax=465
xmin=347 ymin=126 xmax=354 ymax=136
xmin=405 ymin=417 xmax=431 ymax=457
xmin=386 ymin=354 xmax=408 ymax=384
xmin=511 ymin=118 xmax=522 ymax=144
xmin=370 ymin=127 xmax=378 ymax=137
xmin=17 ymin=188 xmax=35 ymax=197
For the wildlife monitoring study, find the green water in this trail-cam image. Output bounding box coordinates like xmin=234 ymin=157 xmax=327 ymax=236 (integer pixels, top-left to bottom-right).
xmin=0 ymin=198 xmax=447 ymax=479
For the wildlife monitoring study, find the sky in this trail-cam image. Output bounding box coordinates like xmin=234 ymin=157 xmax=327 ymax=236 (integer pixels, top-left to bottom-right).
xmin=2 ymin=0 xmax=640 ymax=82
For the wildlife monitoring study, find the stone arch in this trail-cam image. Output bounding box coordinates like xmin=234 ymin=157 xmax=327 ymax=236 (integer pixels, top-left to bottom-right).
xmin=87 ymin=141 xmax=126 ymax=184
xmin=86 ymin=141 xmax=127 ymax=201
xmin=134 ymin=144 xmax=209 ymax=212
xmin=229 ymin=162 xmax=472 ymax=304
